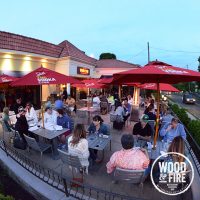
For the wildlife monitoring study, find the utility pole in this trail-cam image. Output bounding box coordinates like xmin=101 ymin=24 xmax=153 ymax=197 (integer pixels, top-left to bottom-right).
xmin=187 ymin=65 xmax=191 ymax=92
xmin=147 ymin=42 xmax=150 ymax=64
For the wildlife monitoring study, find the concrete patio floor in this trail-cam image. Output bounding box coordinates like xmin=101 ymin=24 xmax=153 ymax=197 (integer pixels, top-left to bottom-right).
xmin=0 ymin=110 xmax=193 ymax=200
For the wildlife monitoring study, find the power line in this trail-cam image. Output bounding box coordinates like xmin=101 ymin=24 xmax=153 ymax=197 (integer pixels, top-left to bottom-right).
xmin=132 ymin=48 xmax=146 ymax=57
xmin=150 ymin=46 xmax=200 ymax=54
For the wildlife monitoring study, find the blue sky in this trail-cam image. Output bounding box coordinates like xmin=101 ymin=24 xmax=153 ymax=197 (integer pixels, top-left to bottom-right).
xmin=1 ymin=0 xmax=200 ymax=70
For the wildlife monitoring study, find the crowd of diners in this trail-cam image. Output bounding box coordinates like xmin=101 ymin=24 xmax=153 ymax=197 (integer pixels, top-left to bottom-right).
xmin=0 ymin=89 xmax=188 ymax=183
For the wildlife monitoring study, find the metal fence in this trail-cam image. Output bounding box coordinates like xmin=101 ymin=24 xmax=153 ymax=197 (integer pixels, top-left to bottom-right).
xmin=0 ymin=140 xmax=144 ymax=200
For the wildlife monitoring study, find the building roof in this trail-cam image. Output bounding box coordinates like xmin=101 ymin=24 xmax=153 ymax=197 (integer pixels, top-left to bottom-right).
xmin=0 ymin=31 xmax=96 ymax=64
xmin=96 ymin=59 xmax=140 ymax=69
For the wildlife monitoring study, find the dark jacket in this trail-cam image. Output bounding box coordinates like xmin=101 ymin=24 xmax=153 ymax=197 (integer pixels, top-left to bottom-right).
xmin=15 ymin=115 xmax=29 ymax=132
xmin=88 ymin=123 xmax=109 ymax=135
xmin=57 ymin=114 xmax=73 ymax=131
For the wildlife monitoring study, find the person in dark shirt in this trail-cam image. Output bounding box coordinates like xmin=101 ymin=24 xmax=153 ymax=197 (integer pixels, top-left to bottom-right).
xmin=132 ymin=114 xmax=152 ymax=141
xmin=146 ymin=104 xmax=156 ymax=121
xmin=62 ymin=87 xmax=68 ymax=101
xmin=12 ymin=97 xmax=24 ymax=114
xmin=15 ymin=106 xmax=29 ymax=143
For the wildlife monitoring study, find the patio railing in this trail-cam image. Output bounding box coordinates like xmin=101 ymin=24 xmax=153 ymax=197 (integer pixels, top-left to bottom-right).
xmin=0 ymin=140 xmax=144 ymax=200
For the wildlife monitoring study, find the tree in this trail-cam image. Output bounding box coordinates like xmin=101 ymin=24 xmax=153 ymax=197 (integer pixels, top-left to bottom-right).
xmin=99 ymin=53 xmax=116 ymax=60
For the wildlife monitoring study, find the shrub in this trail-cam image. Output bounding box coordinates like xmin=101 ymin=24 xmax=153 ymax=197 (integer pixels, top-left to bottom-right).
xmin=0 ymin=194 xmax=14 ymax=200
xmin=188 ymin=120 xmax=200 ymax=145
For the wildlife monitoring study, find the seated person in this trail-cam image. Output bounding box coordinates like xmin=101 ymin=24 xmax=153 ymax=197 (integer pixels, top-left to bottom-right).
xmin=92 ymin=94 xmax=101 ymax=108
xmin=114 ymin=101 xmax=125 ymax=122
xmin=15 ymin=106 xmax=35 ymax=143
xmin=160 ymin=118 xmax=186 ymax=142
xmin=57 ymin=109 xmax=73 ymax=143
xmin=54 ymin=96 xmax=64 ymax=110
xmin=68 ymin=124 xmax=89 ymax=169
xmin=146 ymin=104 xmax=156 ymax=121
xmin=127 ymin=95 xmax=133 ymax=105
xmin=44 ymin=106 xmax=57 ymax=128
xmin=122 ymin=98 xmax=131 ymax=122
xmin=106 ymin=134 xmax=149 ymax=173
xmin=11 ymin=96 xmax=24 ymax=114
xmin=88 ymin=115 xmax=109 ymax=163
xmin=132 ymin=114 xmax=152 ymax=142
xmin=2 ymin=107 xmax=13 ymax=132
xmin=161 ymin=109 xmax=173 ymax=123
xmin=88 ymin=115 xmax=109 ymax=135
xmin=66 ymin=95 xmax=76 ymax=112
xmin=25 ymin=102 xmax=38 ymax=124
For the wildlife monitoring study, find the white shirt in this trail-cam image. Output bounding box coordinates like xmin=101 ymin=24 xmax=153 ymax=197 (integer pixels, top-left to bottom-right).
xmin=93 ymin=96 xmax=101 ymax=107
xmin=128 ymin=98 xmax=133 ymax=105
xmin=44 ymin=110 xmax=57 ymax=128
xmin=25 ymin=107 xmax=38 ymax=124
xmin=68 ymin=136 xmax=89 ymax=167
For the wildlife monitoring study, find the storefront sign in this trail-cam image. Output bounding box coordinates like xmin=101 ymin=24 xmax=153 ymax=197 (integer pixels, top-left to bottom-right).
xmin=77 ymin=67 xmax=90 ymax=75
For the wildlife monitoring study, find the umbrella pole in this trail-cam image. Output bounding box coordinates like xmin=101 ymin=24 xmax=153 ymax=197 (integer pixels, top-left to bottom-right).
xmin=153 ymin=82 xmax=160 ymax=149
xmin=4 ymin=90 xmax=6 ymax=107
xmin=40 ymin=84 xmax=44 ymax=128
xmin=118 ymin=85 xmax=121 ymax=100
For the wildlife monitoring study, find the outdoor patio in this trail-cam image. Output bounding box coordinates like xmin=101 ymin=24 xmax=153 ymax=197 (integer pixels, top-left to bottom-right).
xmin=0 ymin=108 xmax=194 ymax=200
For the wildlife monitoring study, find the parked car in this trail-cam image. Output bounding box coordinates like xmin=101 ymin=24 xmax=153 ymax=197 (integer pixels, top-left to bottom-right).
xmin=182 ymin=94 xmax=196 ymax=104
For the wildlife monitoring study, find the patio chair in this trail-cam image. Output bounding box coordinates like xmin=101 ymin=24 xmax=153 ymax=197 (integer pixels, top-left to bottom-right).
xmin=58 ymin=149 xmax=88 ymax=182
xmin=113 ymin=167 xmax=145 ymax=184
xmin=76 ymin=110 xmax=89 ymax=125
xmin=23 ymin=134 xmax=53 ymax=159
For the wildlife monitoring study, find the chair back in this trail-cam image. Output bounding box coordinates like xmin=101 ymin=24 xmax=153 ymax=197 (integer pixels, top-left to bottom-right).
xmin=110 ymin=113 xmax=117 ymax=122
xmin=24 ymin=134 xmax=41 ymax=151
xmin=114 ymin=167 xmax=145 ymax=184
xmin=76 ymin=110 xmax=88 ymax=118
xmin=58 ymin=149 xmax=82 ymax=169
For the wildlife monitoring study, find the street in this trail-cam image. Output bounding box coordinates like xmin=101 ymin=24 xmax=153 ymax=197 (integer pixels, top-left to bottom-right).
xmin=169 ymin=94 xmax=200 ymax=119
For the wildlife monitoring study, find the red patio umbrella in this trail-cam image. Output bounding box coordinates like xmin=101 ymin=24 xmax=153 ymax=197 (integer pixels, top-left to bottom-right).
xmin=98 ymin=77 xmax=113 ymax=84
xmin=0 ymin=74 xmax=18 ymax=84
xmin=72 ymin=79 xmax=106 ymax=89
xmin=0 ymin=74 xmax=19 ymax=106
xmin=10 ymin=66 xmax=81 ymax=86
xmin=10 ymin=66 xmax=81 ymax=127
xmin=113 ymin=60 xmax=200 ymax=148
xmin=139 ymin=83 xmax=180 ymax=92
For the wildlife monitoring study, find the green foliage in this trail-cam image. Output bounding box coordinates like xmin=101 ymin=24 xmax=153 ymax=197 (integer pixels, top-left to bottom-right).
xmin=188 ymin=120 xmax=200 ymax=145
xmin=0 ymin=194 xmax=14 ymax=200
xmin=171 ymin=103 xmax=200 ymax=146
xmin=99 ymin=53 xmax=116 ymax=60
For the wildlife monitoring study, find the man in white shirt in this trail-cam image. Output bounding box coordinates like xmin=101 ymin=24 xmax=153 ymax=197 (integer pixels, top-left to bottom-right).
xmin=44 ymin=106 xmax=57 ymax=128
xmin=92 ymin=94 xmax=101 ymax=108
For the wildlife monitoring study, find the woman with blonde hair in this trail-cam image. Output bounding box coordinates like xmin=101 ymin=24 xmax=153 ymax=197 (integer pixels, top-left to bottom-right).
xmin=68 ymin=124 xmax=89 ymax=168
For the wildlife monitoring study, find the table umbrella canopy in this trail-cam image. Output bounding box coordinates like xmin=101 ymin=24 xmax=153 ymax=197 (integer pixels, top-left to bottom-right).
xmin=72 ymin=79 xmax=106 ymax=89
xmin=98 ymin=77 xmax=113 ymax=84
xmin=10 ymin=66 xmax=81 ymax=86
xmin=0 ymin=74 xmax=18 ymax=84
xmin=113 ymin=61 xmax=200 ymax=84
xmin=139 ymin=83 xmax=179 ymax=92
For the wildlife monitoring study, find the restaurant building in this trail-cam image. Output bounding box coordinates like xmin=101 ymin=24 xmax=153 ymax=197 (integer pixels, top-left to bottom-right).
xmin=0 ymin=31 xmax=139 ymax=103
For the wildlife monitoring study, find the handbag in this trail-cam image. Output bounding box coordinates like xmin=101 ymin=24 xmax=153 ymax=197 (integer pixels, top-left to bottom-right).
xmin=13 ymin=132 xmax=26 ymax=150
